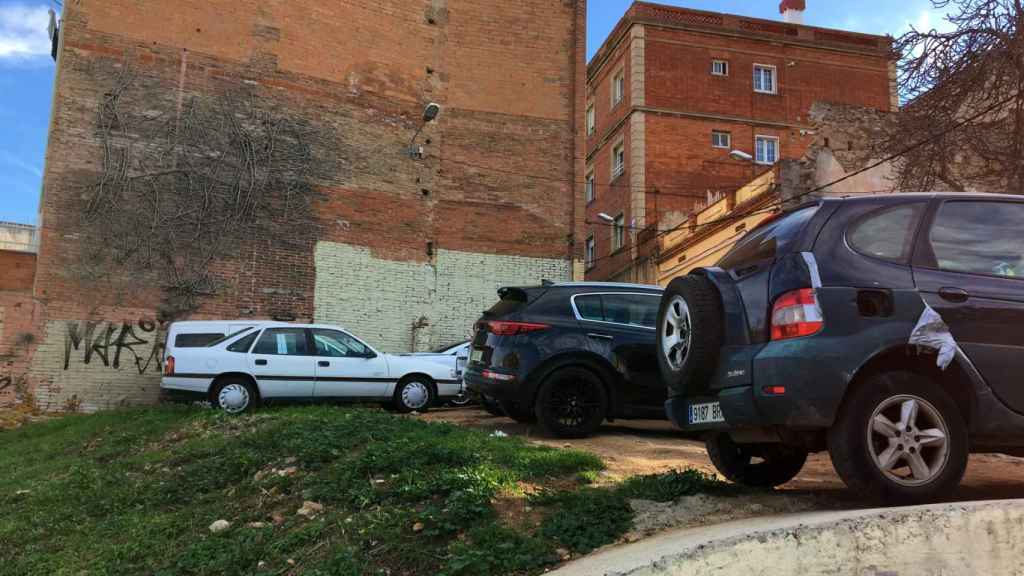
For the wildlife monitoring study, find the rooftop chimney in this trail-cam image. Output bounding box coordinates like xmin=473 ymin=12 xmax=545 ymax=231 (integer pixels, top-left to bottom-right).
xmin=780 ymin=0 xmax=805 ymax=24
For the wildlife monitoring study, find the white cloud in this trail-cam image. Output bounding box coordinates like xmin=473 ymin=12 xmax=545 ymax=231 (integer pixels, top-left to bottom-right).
xmin=0 ymin=3 xmax=52 ymax=61
xmin=0 ymin=150 xmax=43 ymax=177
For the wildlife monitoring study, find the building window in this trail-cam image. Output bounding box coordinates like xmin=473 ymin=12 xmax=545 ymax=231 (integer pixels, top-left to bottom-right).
xmin=712 ymin=60 xmax=729 ymax=76
xmin=585 ymin=236 xmax=596 ymax=269
xmin=755 ymin=135 xmax=780 ymax=165
xmin=585 ymin=172 xmax=595 ymax=204
xmin=612 ymin=143 xmax=625 ymax=179
xmin=753 ymin=64 xmax=777 ymax=94
xmin=586 ymin=105 xmax=595 ymax=136
xmin=612 ymin=214 xmax=625 ymax=251
xmin=612 ymin=70 xmax=625 ymax=107
xmin=712 ymin=130 xmax=731 ymax=149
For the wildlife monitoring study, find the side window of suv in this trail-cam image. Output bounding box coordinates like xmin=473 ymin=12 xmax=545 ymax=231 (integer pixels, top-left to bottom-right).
xmin=604 ymin=294 xmax=659 ymax=328
xmin=929 ymin=201 xmax=1024 ymax=278
xmin=573 ymin=294 xmax=659 ymax=329
xmin=847 ymin=203 xmax=925 ymax=263
xmin=252 ymin=328 xmax=309 ymax=356
xmin=574 ymin=294 xmax=604 ymax=321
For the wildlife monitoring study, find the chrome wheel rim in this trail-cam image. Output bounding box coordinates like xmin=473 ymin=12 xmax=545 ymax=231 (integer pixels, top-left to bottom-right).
xmin=867 ymin=394 xmax=950 ymax=487
xmin=661 ymin=296 xmax=692 ymax=372
xmin=218 ymin=384 xmax=250 ymax=414
xmin=402 ymin=381 xmax=430 ymax=410
xmin=450 ymin=393 xmax=472 ymax=406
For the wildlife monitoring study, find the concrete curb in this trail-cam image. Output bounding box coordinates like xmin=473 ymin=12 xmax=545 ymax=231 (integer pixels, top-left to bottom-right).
xmin=550 ymin=499 xmax=1024 ymax=576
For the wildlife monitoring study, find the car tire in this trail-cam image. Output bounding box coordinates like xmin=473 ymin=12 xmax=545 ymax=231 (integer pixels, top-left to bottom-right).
xmin=448 ymin=393 xmax=474 ymax=407
xmin=501 ymin=401 xmax=537 ymax=424
xmin=705 ymin=432 xmax=808 ymax=488
xmin=657 ymin=275 xmax=723 ymax=395
xmin=481 ymin=395 xmax=505 ymax=417
xmin=212 ymin=377 xmax=259 ymax=414
xmin=394 ymin=377 xmax=435 ymax=414
xmin=534 ymin=367 xmax=608 ymax=439
xmin=828 ymin=371 xmax=968 ymax=504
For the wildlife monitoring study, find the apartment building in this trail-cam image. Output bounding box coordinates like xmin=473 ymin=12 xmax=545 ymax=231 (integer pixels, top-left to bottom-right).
xmin=584 ymin=0 xmax=895 ymax=282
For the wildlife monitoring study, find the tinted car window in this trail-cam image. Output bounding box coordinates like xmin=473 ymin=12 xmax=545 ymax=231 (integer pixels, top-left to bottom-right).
xmin=574 ymin=294 xmax=604 ymax=321
xmin=174 ymin=333 xmax=225 ymax=348
xmin=484 ymin=287 xmax=547 ymax=318
xmin=718 ymin=205 xmax=819 ymax=271
xmin=312 ymin=329 xmax=371 ymax=358
xmin=574 ymin=294 xmax=659 ymax=328
xmin=847 ymin=203 xmax=924 ymax=263
xmin=205 ymin=327 xmax=255 ymax=348
xmin=929 ymin=201 xmax=1024 ymax=278
xmin=252 ymin=328 xmax=309 ymax=356
xmin=227 ymin=331 xmax=259 ymax=353
xmin=604 ymin=294 xmax=659 ymax=328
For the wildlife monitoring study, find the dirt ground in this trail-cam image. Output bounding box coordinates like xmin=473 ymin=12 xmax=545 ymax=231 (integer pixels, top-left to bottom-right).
xmin=422 ymin=407 xmax=1024 ymax=505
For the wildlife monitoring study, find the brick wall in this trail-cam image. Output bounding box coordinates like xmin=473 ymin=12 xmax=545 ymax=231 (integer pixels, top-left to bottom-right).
xmin=0 ymin=251 xmax=35 ymax=293
xmin=315 ymin=242 xmax=571 ymax=352
xmin=18 ymin=0 xmax=586 ymax=411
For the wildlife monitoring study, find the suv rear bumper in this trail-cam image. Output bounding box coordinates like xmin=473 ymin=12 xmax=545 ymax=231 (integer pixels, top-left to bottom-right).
xmin=463 ymin=367 xmax=522 ymax=404
xmin=668 ymin=338 xmax=854 ymax=432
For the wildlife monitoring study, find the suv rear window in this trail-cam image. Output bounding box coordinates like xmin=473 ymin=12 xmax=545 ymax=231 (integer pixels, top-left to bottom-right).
xmin=717 ymin=206 xmax=819 ymax=271
xmin=484 ymin=287 xmax=545 ymax=317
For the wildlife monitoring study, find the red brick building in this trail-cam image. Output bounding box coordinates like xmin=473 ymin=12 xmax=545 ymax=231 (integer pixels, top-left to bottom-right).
xmin=2 ymin=1 xmax=587 ymax=412
xmin=584 ymin=1 xmax=895 ymax=282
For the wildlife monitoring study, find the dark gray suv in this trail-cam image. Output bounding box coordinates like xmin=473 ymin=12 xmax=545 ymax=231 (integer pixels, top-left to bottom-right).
xmin=659 ymin=193 xmax=1024 ymax=503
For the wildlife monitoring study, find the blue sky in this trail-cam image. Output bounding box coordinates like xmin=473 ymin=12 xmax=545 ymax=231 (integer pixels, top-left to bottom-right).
xmin=0 ymin=0 xmax=953 ymax=225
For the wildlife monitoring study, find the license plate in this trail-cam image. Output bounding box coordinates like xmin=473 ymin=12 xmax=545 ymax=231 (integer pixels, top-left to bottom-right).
xmin=470 ymin=349 xmax=483 ymax=363
xmin=688 ymin=402 xmax=725 ymax=425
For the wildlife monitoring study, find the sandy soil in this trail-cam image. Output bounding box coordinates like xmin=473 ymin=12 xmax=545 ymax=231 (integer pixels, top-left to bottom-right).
xmin=421 ymin=407 xmax=1024 ymax=504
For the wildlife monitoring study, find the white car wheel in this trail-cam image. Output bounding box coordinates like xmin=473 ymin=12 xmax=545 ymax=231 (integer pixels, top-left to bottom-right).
xmin=396 ymin=379 xmax=433 ymax=413
xmin=216 ymin=381 xmax=254 ymax=414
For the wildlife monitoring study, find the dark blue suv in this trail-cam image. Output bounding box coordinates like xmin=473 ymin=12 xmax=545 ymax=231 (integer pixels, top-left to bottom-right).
xmin=659 ymin=193 xmax=1024 ymax=503
xmin=464 ymin=282 xmax=664 ymax=438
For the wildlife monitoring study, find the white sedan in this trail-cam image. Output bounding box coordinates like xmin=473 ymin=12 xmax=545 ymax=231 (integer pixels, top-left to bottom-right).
xmin=404 ymin=341 xmax=471 ymax=405
xmin=161 ymin=321 xmax=460 ymax=413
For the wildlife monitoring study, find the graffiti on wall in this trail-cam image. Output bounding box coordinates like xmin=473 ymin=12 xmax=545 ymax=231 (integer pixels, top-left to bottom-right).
xmin=63 ymin=319 xmax=166 ymax=374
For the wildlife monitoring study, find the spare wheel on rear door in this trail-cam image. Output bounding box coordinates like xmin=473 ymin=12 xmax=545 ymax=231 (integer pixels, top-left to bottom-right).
xmin=657 ymin=274 xmax=723 ymax=396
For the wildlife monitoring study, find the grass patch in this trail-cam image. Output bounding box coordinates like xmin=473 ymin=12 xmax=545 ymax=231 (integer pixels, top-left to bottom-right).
xmin=0 ymin=406 xmax=728 ymax=575
xmin=618 ymin=468 xmax=732 ymax=502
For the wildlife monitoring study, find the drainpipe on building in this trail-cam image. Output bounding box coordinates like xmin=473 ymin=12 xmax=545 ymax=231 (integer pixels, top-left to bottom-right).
xmin=410 ymin=316 xmax=430 ymax=353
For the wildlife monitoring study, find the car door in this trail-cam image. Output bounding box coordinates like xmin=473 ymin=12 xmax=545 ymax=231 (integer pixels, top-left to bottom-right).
xmin=913 ymin=198 xmax=1024 ymax=412
xmin=572 ymin=292 xmax=664 ymax=410
xmin=248 ymin=327 xmax=317 ymax=399
xmin=310 ymin=328 xmax=392 ymax=399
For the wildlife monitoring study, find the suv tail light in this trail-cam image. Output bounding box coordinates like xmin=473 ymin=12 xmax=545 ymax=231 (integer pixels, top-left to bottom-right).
xmin=770 ymin=289 xmax=824 ymax=341
xmin=486 ymin=321 xmax=550 ymax=336
xmin=164 ymin=356 xmax=175 ymax=376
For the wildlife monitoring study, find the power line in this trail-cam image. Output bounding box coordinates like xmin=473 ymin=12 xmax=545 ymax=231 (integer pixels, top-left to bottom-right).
xmin=586 ymin=93 xmax=1019 ymax=271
